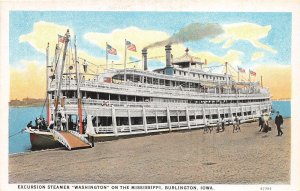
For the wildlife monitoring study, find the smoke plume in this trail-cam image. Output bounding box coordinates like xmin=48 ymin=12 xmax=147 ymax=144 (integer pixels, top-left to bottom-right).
xmin=144 ymin=23 xmax=224 ymax=49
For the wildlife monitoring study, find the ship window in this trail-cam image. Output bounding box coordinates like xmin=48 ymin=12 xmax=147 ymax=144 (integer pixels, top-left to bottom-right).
xmin=212 ymin=114 xmax=218 ymax=119
xmin=174 ymin=70 xmax=176 ymax=74
xmin=193 ymin=73 xmax=195 ymax=77
xmin=184 ymin=72 xmax=186 ymax=76
xmin=179 ymin=116 xmax=186 ymax=121
xmin=179 ymin=71 xmax=182 ymax=75
xmin=196 ymin=115 xmax=203 ymax=119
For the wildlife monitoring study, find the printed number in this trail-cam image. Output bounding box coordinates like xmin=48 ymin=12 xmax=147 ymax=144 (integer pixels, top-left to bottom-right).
xmin=260 ymin=187 xmax=271 ymax=190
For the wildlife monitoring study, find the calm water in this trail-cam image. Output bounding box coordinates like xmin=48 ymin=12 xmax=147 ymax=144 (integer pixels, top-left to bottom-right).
xmin=9 ymin=107 xmax=45 ymax=154
xmin=8 ymin=101 xmax=291 ymax=154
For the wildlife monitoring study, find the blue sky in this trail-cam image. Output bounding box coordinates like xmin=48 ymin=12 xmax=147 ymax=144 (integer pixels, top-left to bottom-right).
xmin=9 ymin=11 xmax=292 ymax=100
xmin=10 ymin=11 xmax=291 ymax=68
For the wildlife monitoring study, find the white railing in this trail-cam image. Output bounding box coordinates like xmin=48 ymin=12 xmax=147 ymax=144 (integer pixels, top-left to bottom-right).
xmin=63 ymin=98 xmax=272 ymax=110
xmin=50 ymin=79 xmax=270 ymax=101
xmin=95 ymin=126 xmax=114 ymax=133
xmin=50 ymin=129 xmax=71 ymax=150
xmin=91 ymin=113 xmax=258 ymax=136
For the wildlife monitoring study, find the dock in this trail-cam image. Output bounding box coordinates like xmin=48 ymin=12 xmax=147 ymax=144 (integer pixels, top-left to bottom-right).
xmin=9 ymin=119 xmax=290 ymax=184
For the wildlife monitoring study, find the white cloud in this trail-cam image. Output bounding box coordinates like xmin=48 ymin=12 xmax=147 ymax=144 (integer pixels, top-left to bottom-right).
xmin=210 ymin=22 xmax=277 ymax=54
xmin=19 ymin=21 xmax=74 ymax=55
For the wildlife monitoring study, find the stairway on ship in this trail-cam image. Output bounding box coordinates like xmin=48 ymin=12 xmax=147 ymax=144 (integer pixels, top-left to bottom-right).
xmin=58 ymin=131 xmax=92 ymax=150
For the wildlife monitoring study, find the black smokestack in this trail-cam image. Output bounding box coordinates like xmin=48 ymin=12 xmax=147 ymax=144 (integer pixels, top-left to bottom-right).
xmin=142 ymin=48 xmax=147 ymax=71
xmin=145 ymin=23 xmax=224 ymax=49
xmin=165 ymin=45 xmax=172 ymax=67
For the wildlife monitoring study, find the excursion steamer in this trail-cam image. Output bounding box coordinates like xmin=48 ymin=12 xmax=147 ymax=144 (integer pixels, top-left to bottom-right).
xmin=25 ymin=30 xmax=272 ymax=150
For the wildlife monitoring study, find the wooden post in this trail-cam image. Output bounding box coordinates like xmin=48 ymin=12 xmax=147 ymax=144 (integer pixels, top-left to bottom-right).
xmin=128 ymin=109 xmax=132 ymax=132
xmin=229 ymin=106 xmax=233 ymax=123
xmin=177 ymin=111 xmax=180 ymax=128
xmin=112 ymin=105 xmax=118 ymax=136
xmin=250 ymin=105 xmax=254 ymax=120
xmin=186 ymin=107 xmax=190 ymax=129
xmin=167 ymin=106 xmax=171 ymax=131
xmin=78 ymin=98 xmax=83 ymax=134
xmin=142 ymin=106 xmax=148 ymax=133
xmin=217 ymin=108 xmax=221 ymax=123
xmin=155 ymin=110 xmax=159 ymax=130
xmin=241 ymin=106 xmax=245 ymax=121
xmin=202 ymin=107 xmax=207 ymax=126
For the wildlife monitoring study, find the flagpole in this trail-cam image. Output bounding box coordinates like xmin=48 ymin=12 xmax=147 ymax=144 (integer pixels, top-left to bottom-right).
xmin=106 ymin=42 xmax=108 ymax=70
xmin=124 ymin=39 xmax=127 ymax=82
xmin=249 ymin=69 xmax=251 ymax=83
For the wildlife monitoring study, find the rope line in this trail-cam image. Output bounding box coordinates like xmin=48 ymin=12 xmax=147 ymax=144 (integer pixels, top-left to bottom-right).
xmin=9 ymin=129 xmax=25 ymax=138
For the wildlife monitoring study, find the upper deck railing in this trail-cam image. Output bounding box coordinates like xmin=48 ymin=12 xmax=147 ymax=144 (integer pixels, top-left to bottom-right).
xmin=50 ymin=79 xmax=270 ymax=100
xmin=61 ymin=98 xmax=272 ymax=109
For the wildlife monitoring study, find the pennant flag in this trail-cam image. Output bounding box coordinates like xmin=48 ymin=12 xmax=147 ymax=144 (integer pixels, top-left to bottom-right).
xmin=238 ymin=66 xmax=245 ymax=73
xmin=106 ymin=44 xmax=117 ymax=55
xmin=58 ymin=34 xmax=65 ymax=43
xmin=249 ymin=69 xmax=256 ymax=76
xmin=126 ymin=40 xmax=137 ymax=52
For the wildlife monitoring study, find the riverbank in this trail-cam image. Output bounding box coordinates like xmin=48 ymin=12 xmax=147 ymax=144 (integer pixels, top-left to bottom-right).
xmin=9 ymin=118 xmax=290 ymax=184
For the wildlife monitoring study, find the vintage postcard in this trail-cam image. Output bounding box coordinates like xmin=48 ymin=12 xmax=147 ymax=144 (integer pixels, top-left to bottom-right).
xmin=1 ymin=0 xmax=300 ymax=191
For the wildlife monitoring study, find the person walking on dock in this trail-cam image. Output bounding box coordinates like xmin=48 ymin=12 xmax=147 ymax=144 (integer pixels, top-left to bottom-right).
xmin=221 ymin=117 xmax=225 ymax=132
xmin=204 ymin=120 xmax=209 ymax=134
xmin=275 ymin=111 xmax=284 ymax=136
xmin=233 ymin=116 xmax=240 ymax=133
xmin=258 ymin=114 xmax=264 ymax=132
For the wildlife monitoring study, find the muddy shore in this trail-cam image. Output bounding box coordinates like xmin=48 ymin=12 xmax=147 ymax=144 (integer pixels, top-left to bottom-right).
xmin=9 ymin=119 xmax=290 ymax=184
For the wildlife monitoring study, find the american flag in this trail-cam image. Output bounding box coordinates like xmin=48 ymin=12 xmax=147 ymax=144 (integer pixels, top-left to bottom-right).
xmin=238 ymin=66 xmax=245 ymax=73
xmin=249 ymin=69 xmax=256 ymax=76
xmin=106 ymin=44 xmax=117 ymax=55
xmin=126 ymin=40 xmax=136 ymax=52
xmin=58 ymin=34 xmax=65 ymax=43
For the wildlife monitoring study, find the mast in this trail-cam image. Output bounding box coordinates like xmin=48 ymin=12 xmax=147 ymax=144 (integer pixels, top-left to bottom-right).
xmin=46 ymin=42 xmax=50 ymax=124
xmin=225 ymin=61 xmax=228 ymax=85
xmin=124 ymin=39 xmax=127 ymax=82
xmin=248 ymin=69 xmax=251 ymax=83
xmin=75 ymin=35 xmax=83 ymax=134
xmin=106 ymin=42 xmax=108 ymax=70
xmin=261 ymin=75 xmax=263 ymax=88
xmin=54 ymin=29 xmax=70 ymax=128
xmin=56 ymin=30 xmax=70 ymax=108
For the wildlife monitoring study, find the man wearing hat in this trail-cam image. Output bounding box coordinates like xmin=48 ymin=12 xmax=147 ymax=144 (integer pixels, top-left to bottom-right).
xmin=275 ymin=111 xmax=284 ymax=136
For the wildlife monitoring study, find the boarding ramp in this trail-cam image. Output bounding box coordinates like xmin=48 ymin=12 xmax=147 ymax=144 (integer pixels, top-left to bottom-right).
xmin=51 ymin=130 xmax=92 ymax=150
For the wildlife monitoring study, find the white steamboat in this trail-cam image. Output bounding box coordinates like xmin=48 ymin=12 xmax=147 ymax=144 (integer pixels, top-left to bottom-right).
xmin=25 ymin=30 xmax=272 ymax=150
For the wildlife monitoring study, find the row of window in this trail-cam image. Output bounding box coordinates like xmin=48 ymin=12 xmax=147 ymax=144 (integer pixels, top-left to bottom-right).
xmin=175 ymin=70 xmax=226 ymax=81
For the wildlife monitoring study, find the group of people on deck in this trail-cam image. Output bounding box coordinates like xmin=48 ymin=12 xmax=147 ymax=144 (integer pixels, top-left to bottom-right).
xmin=26 ymin=117 xmax=47 ymax=130
xmin=203 ymin=111 xmax=284 ymax=136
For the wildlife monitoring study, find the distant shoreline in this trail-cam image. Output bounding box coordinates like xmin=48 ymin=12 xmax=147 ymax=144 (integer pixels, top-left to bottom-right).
xmin=9 ymin=104 xmax=44 ymax=108
xmin=9 ymin=98 xmax=45 ymax=107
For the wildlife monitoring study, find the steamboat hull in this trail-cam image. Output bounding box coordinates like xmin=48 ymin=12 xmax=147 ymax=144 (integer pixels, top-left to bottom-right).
xmin=26 ymin=129 xmax=62 ymax=150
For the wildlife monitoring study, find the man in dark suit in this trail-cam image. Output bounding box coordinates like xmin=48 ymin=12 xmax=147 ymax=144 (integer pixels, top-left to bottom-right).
xmin=275 ymin=111 xmax=284 ymax=136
